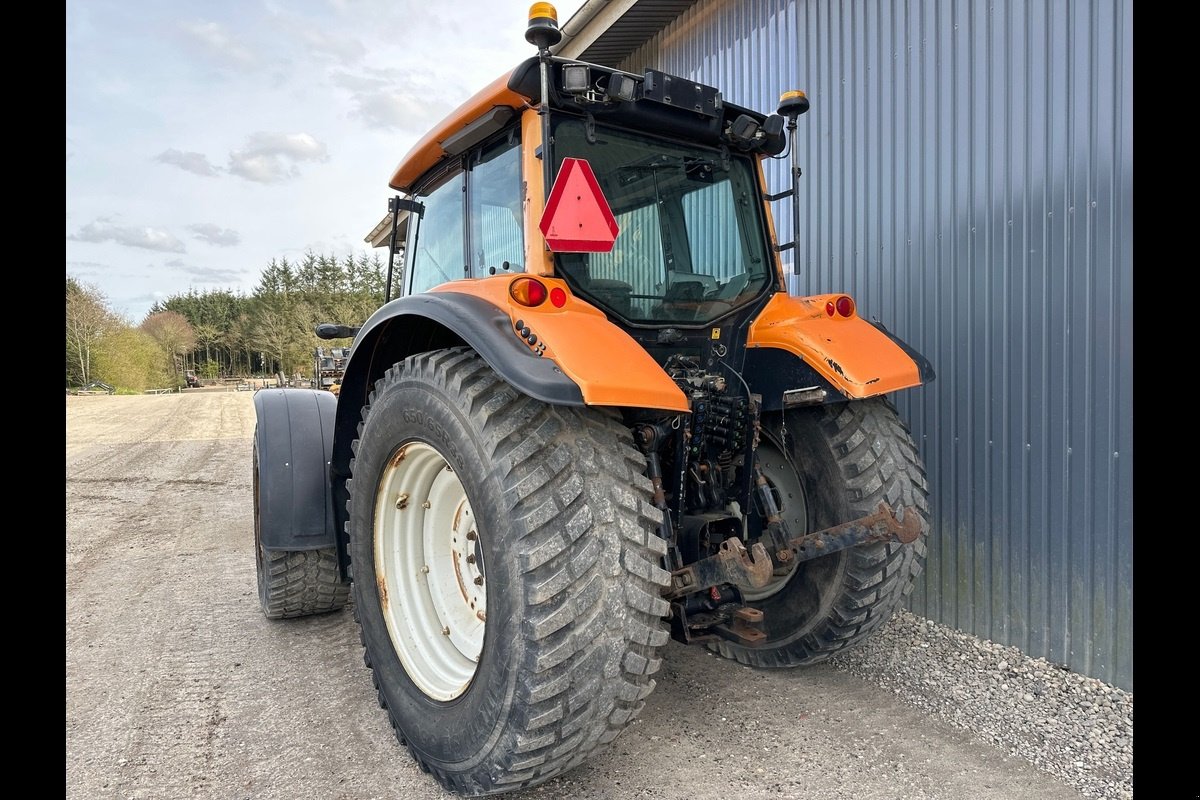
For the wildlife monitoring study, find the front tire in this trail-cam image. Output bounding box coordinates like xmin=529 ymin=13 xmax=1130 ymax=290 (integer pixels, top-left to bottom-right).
xmin=346 ymin=348 xmax=670 ymax=796
xmin=710 ymin=397 xmax=929 ymax=667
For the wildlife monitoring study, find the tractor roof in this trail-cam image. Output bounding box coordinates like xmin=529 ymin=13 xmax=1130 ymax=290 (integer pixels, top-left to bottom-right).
xmin=388 ymin=70 xmax=530 ymax=193
xmin=387 ymin=57 xmax=780 ymax=195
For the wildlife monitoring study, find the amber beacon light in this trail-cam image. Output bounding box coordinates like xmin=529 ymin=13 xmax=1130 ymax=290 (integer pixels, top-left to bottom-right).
xmin=526 ymin=3 xmax=561 ymax=48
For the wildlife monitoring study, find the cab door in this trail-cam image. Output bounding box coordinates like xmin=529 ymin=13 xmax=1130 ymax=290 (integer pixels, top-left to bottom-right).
xmin=403 ymin=129 xmax=523 ymax=294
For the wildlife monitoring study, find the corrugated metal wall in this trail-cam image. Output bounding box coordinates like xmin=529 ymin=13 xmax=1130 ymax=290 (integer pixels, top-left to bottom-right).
xmin=619 ymin=0 xmax=1133 ymax=688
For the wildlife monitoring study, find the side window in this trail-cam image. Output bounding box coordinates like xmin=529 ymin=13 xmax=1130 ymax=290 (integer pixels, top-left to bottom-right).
xmin=407 ymin=167 xmax=464 ymax=295
xmin=468 ymin=138 xmax=523 ymax=277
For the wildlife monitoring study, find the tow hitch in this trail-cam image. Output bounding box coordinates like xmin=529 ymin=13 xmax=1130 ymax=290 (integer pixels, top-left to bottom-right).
xmin=665 ymin=502 xmax=922 ymax=646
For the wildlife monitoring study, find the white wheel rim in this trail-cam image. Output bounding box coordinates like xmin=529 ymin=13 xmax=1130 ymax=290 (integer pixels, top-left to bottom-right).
xmin=375 ymin=441 xmax=485 ymax=701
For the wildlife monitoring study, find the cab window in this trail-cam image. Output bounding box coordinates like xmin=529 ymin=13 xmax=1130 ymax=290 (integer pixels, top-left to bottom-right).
xmin=406 ymin=166 xmax=465 ymax=295
xmin=468 ymin=136 xmax=523 ymax=277
xmin=405 ymin=131 xmax=523 ymax=295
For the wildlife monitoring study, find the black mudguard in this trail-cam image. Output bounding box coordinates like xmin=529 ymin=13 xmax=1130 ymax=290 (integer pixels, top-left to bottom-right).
xmin=341 ymin=292 xmax=585 ymax=412
xmin=253 ymin=388 xmax=338 ymax=552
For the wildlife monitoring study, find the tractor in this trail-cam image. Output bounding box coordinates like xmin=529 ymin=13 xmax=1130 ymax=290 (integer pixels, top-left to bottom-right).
xmin=251 ymin=4 xmax=933 ymax=795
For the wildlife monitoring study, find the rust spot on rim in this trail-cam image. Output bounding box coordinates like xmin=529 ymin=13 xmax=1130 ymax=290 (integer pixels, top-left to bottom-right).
xmin=376 ymin=574 xmax=389 ymax=608
xmin=451 ymin=546 xmax=470 ymax=604
xmin=388 ymin=445 xmax=409 ymax=468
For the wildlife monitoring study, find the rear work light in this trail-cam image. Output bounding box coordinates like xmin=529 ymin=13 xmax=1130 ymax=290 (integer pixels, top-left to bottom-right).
xmin=510 ymin=277 xmax=548 ymax=307
xmin=825 ymin=295 xmax=855 ymax=317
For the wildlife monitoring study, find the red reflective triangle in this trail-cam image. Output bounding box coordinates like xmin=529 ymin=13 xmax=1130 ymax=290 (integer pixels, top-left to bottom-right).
xmin=539 ymin=157 xmax=620 ymax=253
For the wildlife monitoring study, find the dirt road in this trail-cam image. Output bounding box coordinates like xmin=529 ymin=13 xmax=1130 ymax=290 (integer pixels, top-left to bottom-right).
xmin=66 ymin=392 xmax=1082 ymax=800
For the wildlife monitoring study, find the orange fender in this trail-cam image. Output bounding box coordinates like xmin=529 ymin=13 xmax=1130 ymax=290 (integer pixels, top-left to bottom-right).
xmin=747 ymin=293 xmax=931 ymax=399
xmin=432 ymin=278 xmax=688 ymax=413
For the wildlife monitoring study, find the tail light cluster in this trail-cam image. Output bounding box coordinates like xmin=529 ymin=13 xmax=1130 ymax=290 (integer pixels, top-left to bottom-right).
xmin=510 ymin=277 xmax=567 ymax=308
xmin=825 ymin=295 xmax=855 ymax=318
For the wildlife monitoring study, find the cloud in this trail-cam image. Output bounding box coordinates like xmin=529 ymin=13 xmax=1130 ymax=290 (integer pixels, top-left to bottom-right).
xmin=187 ymin=223 xmax=241 ymax=247
xmin=188 ymin=265 xmax=246 ymax=282
xmin=297 ymin=28 xmax=363 ymax=64
xmin=123 ymin=292 xmax=168 ymax=307
xmin=69 ymin=220 xmax=186 ymax=253
xmin=332 ymin=69 xmax=448 ymax=132
xmin=156 ymin=149 xmax=222 ymax=177
xmin=262 ymin=5 xmax=364 ymax=65
xmin=180 ymin=20 xmax=256 ymax=69
xmin=350 ymin=91 xmax=429 ymax=130
xmin=162 ymin=259 xmax=246 ymax=283
xmin=227 ymin=132 xmax=329 ymax=183
xmin=330 ymin=69 xmax=389 ymax=93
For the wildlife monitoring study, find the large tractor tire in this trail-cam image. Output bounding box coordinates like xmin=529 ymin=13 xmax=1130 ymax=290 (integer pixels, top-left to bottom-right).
xmin=345 ymin=348 xmax=671 ymax=796
xmin=252 ymin=439 xmax=350 ymax=619
xmin=710 ymin=397 xmax=929 ymax=667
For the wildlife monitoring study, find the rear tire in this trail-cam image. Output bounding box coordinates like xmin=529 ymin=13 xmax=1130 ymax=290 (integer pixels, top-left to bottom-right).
xmin=710 ymin=397 xmax=929 ymax=667
xmin=346 ymin=348 xmax=670 ymax=796
xmin=252 ymin=440 xmax=350 ymax=619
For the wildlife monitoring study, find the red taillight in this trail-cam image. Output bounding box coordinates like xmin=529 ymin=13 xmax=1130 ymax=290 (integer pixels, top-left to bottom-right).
xmin=510 ymin=277 xmax=548 ymax=307
xmin=549 ymin=287 xmax=567 ymax=308
xmin=827 ymin=296 xmax=855 ymax=317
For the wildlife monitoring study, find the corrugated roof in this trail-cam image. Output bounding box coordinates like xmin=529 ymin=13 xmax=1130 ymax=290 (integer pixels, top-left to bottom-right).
xmin=558 ymin=0 xmax=698 ymax=66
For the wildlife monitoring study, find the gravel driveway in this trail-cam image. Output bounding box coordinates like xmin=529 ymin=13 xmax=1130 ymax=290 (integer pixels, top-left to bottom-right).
xmin=67 ymin=392 xmax=1120 ymax=800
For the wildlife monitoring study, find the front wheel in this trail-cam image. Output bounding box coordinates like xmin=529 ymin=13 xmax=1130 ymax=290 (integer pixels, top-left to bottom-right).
xmin=710 ymin=397 xmax=930 ymax=667
xmin=346 ymin=348 xmax=671 ymax=796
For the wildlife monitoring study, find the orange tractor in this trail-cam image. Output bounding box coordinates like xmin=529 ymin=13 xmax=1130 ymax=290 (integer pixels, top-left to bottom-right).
xmin=252 ymin=4 xmax=933 ymax=795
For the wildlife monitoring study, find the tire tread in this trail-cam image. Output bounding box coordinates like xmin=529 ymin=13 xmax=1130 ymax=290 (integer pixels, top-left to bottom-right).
xmin=346 ymin=347 xmax=670 ymax=796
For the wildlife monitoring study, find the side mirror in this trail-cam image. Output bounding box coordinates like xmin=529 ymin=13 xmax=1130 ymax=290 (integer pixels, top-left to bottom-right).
xmin=315 ymin=323 xmax=360 ymax=340
xmin=759 ymin=114 xmax=786 ymax=156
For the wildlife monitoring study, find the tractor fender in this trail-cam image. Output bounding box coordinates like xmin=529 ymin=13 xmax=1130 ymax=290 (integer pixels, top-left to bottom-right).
xmin=330 ymin=290 xmax=589 ymax=547
xmin=745 ymin=293 xmax=935 ymax=402
xmin=252 ymin=388 xmax=339 ymax=551
xmin=340 ymin=291 xmax=587 ymax=414
xmin=336 ymin=285 xmax=689 ymax=430
xmin=328 ymin=284 xmax=689 ymax=563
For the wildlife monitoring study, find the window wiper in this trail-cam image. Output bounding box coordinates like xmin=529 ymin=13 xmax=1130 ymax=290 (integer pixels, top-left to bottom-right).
xmin=616 ymin=157 xmax=678 ymax=185
xmin=618 ymin=156 xmax=719 ymax=184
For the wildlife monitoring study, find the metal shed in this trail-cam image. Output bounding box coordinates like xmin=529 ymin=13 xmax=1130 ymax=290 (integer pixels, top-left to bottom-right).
xmin=558 ymin=0 xmax=1133 ymax=689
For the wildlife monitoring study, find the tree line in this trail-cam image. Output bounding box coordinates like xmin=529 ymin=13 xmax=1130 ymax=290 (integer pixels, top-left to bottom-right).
xmin=66 ymin=251 xmax=387 ymax=392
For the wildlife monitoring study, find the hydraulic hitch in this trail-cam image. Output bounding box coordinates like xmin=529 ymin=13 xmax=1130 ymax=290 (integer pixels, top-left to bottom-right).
xmin=665 ymin=501 xmax=921 ymax=600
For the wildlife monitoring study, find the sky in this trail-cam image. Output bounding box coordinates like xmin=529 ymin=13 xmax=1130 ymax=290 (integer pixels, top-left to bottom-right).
xmin=66 ymin=0 xmax=587 ymax=322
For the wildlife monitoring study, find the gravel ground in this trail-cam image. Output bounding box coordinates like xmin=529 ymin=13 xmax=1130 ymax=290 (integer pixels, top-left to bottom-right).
xmin=68 ymin=393 xmax=1088 ymax=800
xmin=829 ymin=610 xmax=1133 ymax=800
xmin=65 ymin=395 xmax=1113 ymax=800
